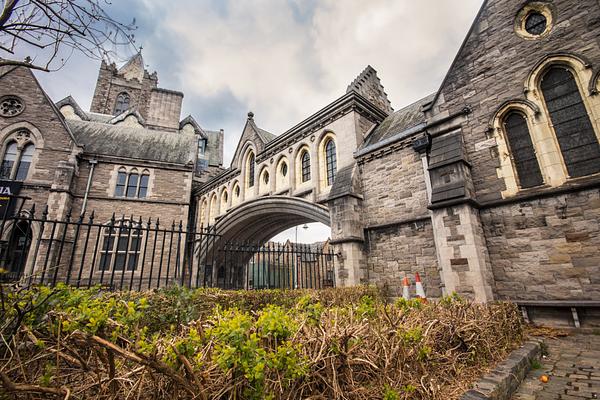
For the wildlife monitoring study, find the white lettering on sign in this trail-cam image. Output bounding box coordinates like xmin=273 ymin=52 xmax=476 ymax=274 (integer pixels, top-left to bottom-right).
xmin=474 ymin=138 xmax=497 ymax=152
xmin=0 ymin=186 xmax=12 ymax=195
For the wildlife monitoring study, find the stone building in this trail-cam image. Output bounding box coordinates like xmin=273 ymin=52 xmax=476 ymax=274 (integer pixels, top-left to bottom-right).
xmin=195 ymin=0 xmax=600 ymax=310
xmin=0 ymin=52 xmax=223 ymax=280
xmin=1 ymin=0 xmax=599 ymax=311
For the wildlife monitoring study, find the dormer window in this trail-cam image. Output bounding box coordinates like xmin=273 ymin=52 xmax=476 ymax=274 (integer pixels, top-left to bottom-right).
xmin=114 ymin=92 xmax=130 ymax=115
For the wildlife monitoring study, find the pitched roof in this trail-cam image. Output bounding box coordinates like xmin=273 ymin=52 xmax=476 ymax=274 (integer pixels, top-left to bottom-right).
xmin=66 ymin=120 xmax=196 ymax=165
xmin=362 ymin=93 xmax=435 ymax=148
xmin=118 ymin=51 xmax=145 ymax=81
xmin=255 ymin=125 xmax=277 ymax=143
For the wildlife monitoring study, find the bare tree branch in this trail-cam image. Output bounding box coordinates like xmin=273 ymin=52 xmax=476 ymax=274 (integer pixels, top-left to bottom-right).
xmin=0 ymin=0 xmax=136 ymax=72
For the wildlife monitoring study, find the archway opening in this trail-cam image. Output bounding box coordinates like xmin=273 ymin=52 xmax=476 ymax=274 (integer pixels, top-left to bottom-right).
xmin=199 ymin=196 xmax=334 ymax=290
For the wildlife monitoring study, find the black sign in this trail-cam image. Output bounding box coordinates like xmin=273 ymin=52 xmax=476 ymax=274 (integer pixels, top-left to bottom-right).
xmin=0 ymin=180 xmax=22 ymax=219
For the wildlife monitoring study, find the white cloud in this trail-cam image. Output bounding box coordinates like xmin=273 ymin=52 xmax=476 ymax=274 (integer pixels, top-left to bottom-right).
xmin=33 ymin=0 xmax=484 ymax=242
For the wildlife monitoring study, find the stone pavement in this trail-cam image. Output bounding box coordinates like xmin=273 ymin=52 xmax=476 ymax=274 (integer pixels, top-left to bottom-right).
xmin=512 ymin=334 xmax=600 ymax=400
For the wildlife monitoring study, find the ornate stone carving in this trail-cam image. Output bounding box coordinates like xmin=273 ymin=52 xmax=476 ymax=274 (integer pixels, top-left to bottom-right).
xmin=0 ymin=96 xmax=25 ymax=117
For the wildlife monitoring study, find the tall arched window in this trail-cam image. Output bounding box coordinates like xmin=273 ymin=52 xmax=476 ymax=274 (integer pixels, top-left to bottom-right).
xmin=540 ymin=67 xmax=600 ymax=178
xmin=502 ymin=112 xmax=543 ymax=188
xmin=15 ymin=143 xmax=34 ymax=181
xmin=114 ymin=92 xmax=130 ymax=115
xmin=0 ymin=142 xmax=17 ymax=179
xmin=325 ymin=139 xmax=337 ymax=186
xmin=247 ymin=152 xmax=255 ymax=188
xmin=0 ymin=141 xmax=35 ymax=181
xmin=98 ymin=219 xmax=142 ymax=272
xmin=301 ymin=151 xmax=311 ymax=182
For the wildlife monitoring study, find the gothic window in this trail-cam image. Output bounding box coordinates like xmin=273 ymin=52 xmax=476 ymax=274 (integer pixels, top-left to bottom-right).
xmin=114 ymin=92 xmax=130 ymax=115
xmin=0 ymin=140 xmax=35 ymax=181
xmin=234 ymin=184 xmax=240 ymax=197
xmin=301 ymin=151 xmax=311 ymax=183
xmin=502 ymin=112 xmax=543 ymax=188
xmin=138 ymin=173 xmax=149 ymax=198
xmin=540 ymin=67 xmax=600 ymax=178
xmin=280 ymin=162 xmax=288 ymax=177
xmin=325 ymin=139 xmax=337 ymax=186
xmin=126 ymin=170 xmax=139 ymax=197
xmin=263 ymin=171 xmax=269 ymax=185
xmin=114 ymin=168 xmax=150 ymax=198
xmin=0 ymin=142 xmax=18 ymax=179
xmin=247 ymin=152 xmax=255 ymax=188
xmin=15 ymin=143 xmax=34 ymax=181
xmin=98 ymin=219 xmax=142 ymax=272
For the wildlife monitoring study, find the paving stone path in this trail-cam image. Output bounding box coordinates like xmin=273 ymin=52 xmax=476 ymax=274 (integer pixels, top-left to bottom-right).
xmin=512 ymin=334 xmax=600 ymax=400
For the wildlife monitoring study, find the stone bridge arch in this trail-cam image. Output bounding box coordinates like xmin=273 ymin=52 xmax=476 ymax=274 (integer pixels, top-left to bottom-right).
xmin=213 ymin=195 xmax=330 ymax=244
xmin=195 ymin=196 xmax=332 ymax=288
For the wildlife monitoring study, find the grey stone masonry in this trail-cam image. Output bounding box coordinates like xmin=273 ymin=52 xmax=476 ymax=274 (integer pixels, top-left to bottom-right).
xmin=511 ymin=334 xmax=600 ymax=400
xmin=462 ymin=339 xmax=542 ymax=400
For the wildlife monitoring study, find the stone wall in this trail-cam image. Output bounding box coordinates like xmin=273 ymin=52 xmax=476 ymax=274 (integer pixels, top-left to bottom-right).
xmin=366 ymin=219 xmax=441 ymax=298
xmin=482 ymin=188 xmax=600 ymax=301
xmin=359 ymin=144 xmax=429 ymax=227
xmin=429 ymin=0 xmax=600 ymax=202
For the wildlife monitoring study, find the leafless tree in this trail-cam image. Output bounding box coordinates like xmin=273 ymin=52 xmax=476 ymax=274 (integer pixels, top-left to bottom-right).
xmin=0 ymin=0 xmax=137 ymax=72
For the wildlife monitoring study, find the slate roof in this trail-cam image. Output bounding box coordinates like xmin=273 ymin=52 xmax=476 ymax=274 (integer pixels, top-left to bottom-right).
xmin=255 ymin=126 xmax=277 ymax=143
xmin=205 ymin=129 xmax=224 ymax=166
xmin=362 ymin=93 xmax=435 ymax=148
xmin=66 ymin=120 xmax=196 ymax=165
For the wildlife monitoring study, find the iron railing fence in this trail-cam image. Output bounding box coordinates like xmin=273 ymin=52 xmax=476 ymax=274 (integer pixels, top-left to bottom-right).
xmin=0 ymin=196 xmax=335 ymax=291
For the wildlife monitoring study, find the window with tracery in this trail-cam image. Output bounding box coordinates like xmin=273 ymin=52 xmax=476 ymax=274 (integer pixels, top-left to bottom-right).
xmin=540 ymin=67 xmax=600 ymax=178
xmin=0 ymin=139 xmax=35 ymax=181
xmin=114 ymin=92 xmax=131 ymax=115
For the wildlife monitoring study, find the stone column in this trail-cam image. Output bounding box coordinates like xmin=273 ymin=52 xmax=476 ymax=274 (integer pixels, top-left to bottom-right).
xmin=327 ymin=164 xmax=366 ymax=287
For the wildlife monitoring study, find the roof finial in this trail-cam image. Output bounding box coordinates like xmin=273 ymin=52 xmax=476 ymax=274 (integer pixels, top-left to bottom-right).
xmin=247 ymin=111 xmax=254 ymax=120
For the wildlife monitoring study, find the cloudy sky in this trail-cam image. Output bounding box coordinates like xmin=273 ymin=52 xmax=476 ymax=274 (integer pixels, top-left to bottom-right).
xmin=30 ymin=0 xmax=483 ymax=242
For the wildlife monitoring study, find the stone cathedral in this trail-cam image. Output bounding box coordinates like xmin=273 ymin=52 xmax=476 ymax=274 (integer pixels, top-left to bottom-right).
xmin=0 ymin=0 xmax=599 ymax=317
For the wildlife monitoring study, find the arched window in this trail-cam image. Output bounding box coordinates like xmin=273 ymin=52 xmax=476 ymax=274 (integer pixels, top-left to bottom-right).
xmin=325 ymin=139 xmax=337 ymax=186
xmin=114 ymin=92 xmax=130 ymax=115
xmin=502 ymin=112 xmax=543 ymax=188
xmin=280 ymin=162 xmax=288 ymax=177
xmin=98 ymin=219 xmax=142 ymax=272
xmin=114 ymin=168 xmax=150 ymax=198
xmin=138 ymin=171 xmax=149 ymax=198
xmin=221 ymin=190 xmax=228 ymax=211
xmin=0 ymin=141 xmax=17 ymax=179
xmin=263 ymin=171 xmax=269 ymax=185
xmin=0 ymin=141 xmax=35 ymax=181
xmin=301 ymin=151 xmax=311 ymax=182
xmin=126 ymin=170 xmax=139 ymax=197
xmin=540 ymin=67 xmax=600 ymax=178
xmin=247 ymin=152 xmax=255 ymax=188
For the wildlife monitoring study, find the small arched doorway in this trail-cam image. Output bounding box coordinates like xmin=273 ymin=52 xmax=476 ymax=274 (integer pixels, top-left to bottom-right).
xmin=1 ymin=221 xmax=32 ymax=281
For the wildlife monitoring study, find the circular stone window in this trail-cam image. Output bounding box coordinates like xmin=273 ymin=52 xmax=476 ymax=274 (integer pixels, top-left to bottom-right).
xmin=525 ymin=12 xmax=547 ymax=35
xmin=515 ymin=3 xmax=553 ymax=39
xmin=0 ymin=96 xmax=25 ymax=117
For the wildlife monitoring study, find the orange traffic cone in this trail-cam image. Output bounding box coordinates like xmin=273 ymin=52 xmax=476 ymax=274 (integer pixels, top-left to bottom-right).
xmin=415 ymin=272 xmax=427 ymax=301
xmin=402 ymin=276 xmax=411 ymax=300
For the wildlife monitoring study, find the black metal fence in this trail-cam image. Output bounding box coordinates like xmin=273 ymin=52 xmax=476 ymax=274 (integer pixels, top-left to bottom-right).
xmin=0 ymin=196 xmax=335 ymax=291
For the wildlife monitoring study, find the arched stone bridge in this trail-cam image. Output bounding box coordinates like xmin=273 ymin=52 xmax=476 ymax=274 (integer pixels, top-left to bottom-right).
xmin=194 ymin=67 xmax=392 ymax=286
